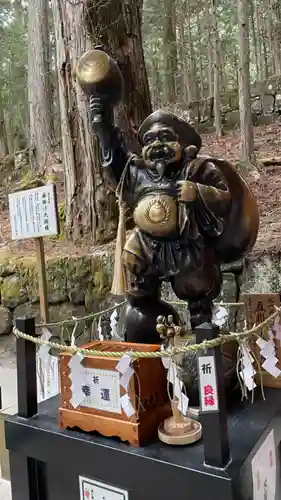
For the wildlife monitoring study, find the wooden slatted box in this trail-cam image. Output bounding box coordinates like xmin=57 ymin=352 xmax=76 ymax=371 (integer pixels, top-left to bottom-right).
xmin=59 ymin=341 xmax=171 ymax=447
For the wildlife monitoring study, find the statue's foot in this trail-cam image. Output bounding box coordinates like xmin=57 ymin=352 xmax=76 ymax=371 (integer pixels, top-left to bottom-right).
xmin=123 ymin=293 xmax=181 ymax=344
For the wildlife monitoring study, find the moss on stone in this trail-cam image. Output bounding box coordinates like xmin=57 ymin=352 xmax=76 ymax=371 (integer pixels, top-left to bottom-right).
xmin=1 ymin=275 xmax=28 ymax=309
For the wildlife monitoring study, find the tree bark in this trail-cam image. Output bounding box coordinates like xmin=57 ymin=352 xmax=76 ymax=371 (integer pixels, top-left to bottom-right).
xmin=178 ymin=0 xmax=191 ymax=102
xmin=272 ymin=0 xmax=281 ymax=74
xmin=249 ymin=0 xmax=259 ymax=80
xmin=163 ymin=0 xmax=177 ymax=104
xmin=211 ymin=0 xmax=222 ymax=137
xmin=89 ymin=0 xmax=152 ymax=152
xmin=237 ymin=0 xmax=255 ymax=166
xmin=28 ymin=0 xmax=54 ymax=168
xmin=0 ymin=91 xmax=8 ymax=157
xmin=205 ymin=0 xmax=213 ymax=97
xmin=51 ymin=0 xmax=151 ymax=243
xmin=254 ymin=2 xmax=264 ymax=81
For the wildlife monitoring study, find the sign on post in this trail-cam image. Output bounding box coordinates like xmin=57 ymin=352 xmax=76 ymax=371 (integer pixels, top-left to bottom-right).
xmin=9 ymin=184 xmax=60 ymax=402
xmin=198 ymin=355 xmax=219 ymax=412
xmin=8 ymin=184 xmax=59 ymax=240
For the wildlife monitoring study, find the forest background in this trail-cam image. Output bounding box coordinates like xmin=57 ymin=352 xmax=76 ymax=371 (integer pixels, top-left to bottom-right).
xmin=0 ymin=0 xmax=281 ymax=257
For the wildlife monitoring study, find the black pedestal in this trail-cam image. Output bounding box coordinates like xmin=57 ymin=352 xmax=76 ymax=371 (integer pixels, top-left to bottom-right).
xmin=5 ymin=389 xmax=281 ymax=500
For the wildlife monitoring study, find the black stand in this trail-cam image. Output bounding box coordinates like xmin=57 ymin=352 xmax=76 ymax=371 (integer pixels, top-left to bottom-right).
xmin=5 ymin=317 xmax=281 ymax=500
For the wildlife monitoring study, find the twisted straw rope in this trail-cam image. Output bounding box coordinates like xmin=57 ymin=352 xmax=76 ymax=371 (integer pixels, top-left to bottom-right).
xmin=13 ymin=306 xmax=281 ymax=360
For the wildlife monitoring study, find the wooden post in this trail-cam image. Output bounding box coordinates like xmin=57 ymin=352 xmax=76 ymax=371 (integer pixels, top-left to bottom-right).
xmin=196 ymin=322 xmax=230 ymax=468
xmin=35 ymin=237 xmax=49 ymax=323
xmin=15 ymin=317 xmax=38 ymax=418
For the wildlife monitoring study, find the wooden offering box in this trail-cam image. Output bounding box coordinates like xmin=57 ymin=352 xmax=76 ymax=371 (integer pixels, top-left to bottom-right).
xmin=59 ymin=341 xmax=171 ymax=447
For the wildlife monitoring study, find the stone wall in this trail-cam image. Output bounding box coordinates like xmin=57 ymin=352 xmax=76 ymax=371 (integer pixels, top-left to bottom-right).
xmin=174 ymin=75 xmax=281 ymax=131
xmin=0 ymin=245 xmax=280 ymax=340
xmin=0 ymin=250 xmax=114 ymax=340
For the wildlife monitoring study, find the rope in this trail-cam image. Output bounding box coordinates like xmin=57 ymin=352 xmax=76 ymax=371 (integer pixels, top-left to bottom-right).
xmin=35 ymin=301 xmax=126 ymax=328
xmin=33 ymin=300 xmax=243 ymax=329
xmin=13 ymin=306 xmax=281 ymax=359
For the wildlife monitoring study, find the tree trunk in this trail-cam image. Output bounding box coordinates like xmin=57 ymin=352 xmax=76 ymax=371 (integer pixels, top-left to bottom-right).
xmin=196 ymin=8 xmax=205 ymax=98
xmin=237 ymin=0 xmax=255 ymax=166
xmin=272 ymin=0 xmax=281 ymax=74
xmin=89 ymin=0 xmax=152 ymax=152
xmin=28 ymin=0 xmax=54 ymax=168
xmin=163 ymin=0 xmax=177 ymax=104
xmin=211 ymin=0 xmax=222 ymax=137
xmin=249 ymin=0 xmax=259 ymax=80
xmin=51 ymin=0 xmax=151 ymax=243
xmin=206 ymin=1 xmax=213 ymax=97
xmin=178 ymin=0 xmax=191 ymax=102
xmin=187 ymin=0 xmax=197 ymax=101
xmin=0 ymin=92 xmax=8 ymax=157
xmin=254 ymin=3 xmax=264 ymax=80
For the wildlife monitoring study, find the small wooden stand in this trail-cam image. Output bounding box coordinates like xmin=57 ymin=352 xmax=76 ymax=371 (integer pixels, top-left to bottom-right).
xmin=158 ymin=399 xmax=202 ymax=445
xmin=156 ymin=315 xmax=202 ymax=446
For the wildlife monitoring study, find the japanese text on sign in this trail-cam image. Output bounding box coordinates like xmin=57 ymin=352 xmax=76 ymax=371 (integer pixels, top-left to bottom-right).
xmin=251 ymin=429 xmax=276 ymax=500
xmin=71 ymin=366 xmax=122 ymax=413
xmin=8 ymin=184 xmax=59 ymax=240
xmin=79 ymin=476 xmax=128 ymax=500
xmin=198 ymin=355 xmax=219 ymax=412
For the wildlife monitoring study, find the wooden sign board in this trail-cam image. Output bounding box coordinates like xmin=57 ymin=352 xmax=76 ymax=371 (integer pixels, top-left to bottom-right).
xmin=8 ymin=184 xmax=59 ymax=240
xmin=243 ymin=293 xmax=281 ymax=388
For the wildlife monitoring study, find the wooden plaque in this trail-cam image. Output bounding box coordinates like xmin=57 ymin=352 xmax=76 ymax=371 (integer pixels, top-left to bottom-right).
xmin=59 ymin=341 xmax=171 ymax=447
xmin=243 ymin=293 xmax=281 ymax=388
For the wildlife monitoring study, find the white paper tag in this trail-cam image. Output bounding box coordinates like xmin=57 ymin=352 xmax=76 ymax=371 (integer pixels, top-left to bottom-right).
xmin=168 ymin=362 xmax=177 ymax=384
xmin=251 ymin=429 xmax=276 ymax=500
xmin=173 ymin=377 xmax=183 ymax=399
xmin=256 ymin=338 xmax=267 ymax=350
xmin=116 ymin=354 xmax=132 ymax=374
xmin=69 ymin=352 xmax=84 ymax=371
xmin=120 ymin=366 xmax=134 ymax=390
xmin=260 ymin=342 xmax=275 ymax=359
xmin=160 ymin=345 xmax=170 ymax=369
xmin=178 ymin=393 xmax=189 ymax=415
xmin=120 ymin=393 xmax=135 ymax=417
xmin=198 ymin=356 xmax=219 ymax=412
xmin=244 ymin=377 xmax=257 ymax=391
xmin=262 ymin=359 xmax=281 ymax=378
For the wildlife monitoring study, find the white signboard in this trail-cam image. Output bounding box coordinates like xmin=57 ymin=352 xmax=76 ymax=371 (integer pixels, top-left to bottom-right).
xmin=8 ymin=184 xmax=58 ymax=240
xmin=71 ymin=366 xmax=121 ymax=414
xmin=79 ymin=477 xmax=128 ymax=500
xmin=198 ymin=355 xmax=219 ymax=412
xmin=251 ymin=429 xmax=276 ymax=500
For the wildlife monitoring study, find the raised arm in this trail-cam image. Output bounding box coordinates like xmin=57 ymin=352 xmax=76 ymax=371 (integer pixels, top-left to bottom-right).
xmin=90 ymin=97 xmax=129 ymax=189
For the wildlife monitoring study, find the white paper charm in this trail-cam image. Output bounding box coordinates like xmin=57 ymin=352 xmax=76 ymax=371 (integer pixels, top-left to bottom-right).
xmin=37 ymin=328 xmax=60 ymax=403
xmin=120 ymin=393 xmax=135 ymax=417
xmin=160 ymin=345 xmax=170 ymax=369
xmin=178 ymin=393 xmax=189 ymax=416
xmin=198 ymin=356 xmax=219 ymax=412
xmin=120 ymin=366 xmax=134 ymax=390
xmin=116 ymin=354 xmax=132 ymax=374
xmin=213 ymin=305 xmax=228 ymax=327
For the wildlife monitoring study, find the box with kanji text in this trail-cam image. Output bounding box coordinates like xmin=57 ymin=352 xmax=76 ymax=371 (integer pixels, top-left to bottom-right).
xmin=59 ymin=340 xmax=171 ymax=447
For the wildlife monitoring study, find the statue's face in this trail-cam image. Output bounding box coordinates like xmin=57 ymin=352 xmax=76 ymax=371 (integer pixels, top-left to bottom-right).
xmin=141 ymin=123 xmax=182 ymax=173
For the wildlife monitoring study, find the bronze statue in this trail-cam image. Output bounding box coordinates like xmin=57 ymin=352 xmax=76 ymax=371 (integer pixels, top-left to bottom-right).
xmin=76 ymin=48 xmax=259 ymax=348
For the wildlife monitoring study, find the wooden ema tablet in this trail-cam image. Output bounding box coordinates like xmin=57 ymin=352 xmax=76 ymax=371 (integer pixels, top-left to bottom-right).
xmin=59 ymin=341 xmax=171 ymax=447
xmin=243 ymin=293 xmax=281 ymax=388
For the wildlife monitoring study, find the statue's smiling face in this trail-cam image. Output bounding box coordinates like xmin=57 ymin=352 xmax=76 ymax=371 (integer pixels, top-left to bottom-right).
xmin=142 ymin=123 xmax=182 ymax=170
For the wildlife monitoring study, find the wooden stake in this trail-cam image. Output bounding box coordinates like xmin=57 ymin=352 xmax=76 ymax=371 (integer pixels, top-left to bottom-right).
xmin=35 ymin=237 xmax=49 ymax=323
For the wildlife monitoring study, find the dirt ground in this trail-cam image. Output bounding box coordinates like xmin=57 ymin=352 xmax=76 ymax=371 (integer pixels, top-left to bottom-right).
xmin=0 ymin=122 xmax=280 ymax=261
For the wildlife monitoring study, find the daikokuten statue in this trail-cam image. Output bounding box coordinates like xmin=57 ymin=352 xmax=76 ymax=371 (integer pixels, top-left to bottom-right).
xmin=76 ymin=48 xmax=259 ymax=346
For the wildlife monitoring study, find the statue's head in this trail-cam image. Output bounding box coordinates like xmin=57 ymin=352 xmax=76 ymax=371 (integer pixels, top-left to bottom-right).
xmin=138 ymin=110 xmax=202 ymax=174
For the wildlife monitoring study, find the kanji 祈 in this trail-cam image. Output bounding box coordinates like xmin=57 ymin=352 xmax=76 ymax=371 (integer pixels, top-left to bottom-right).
xmin=204 ymin=395 xmax=215 ymax=407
